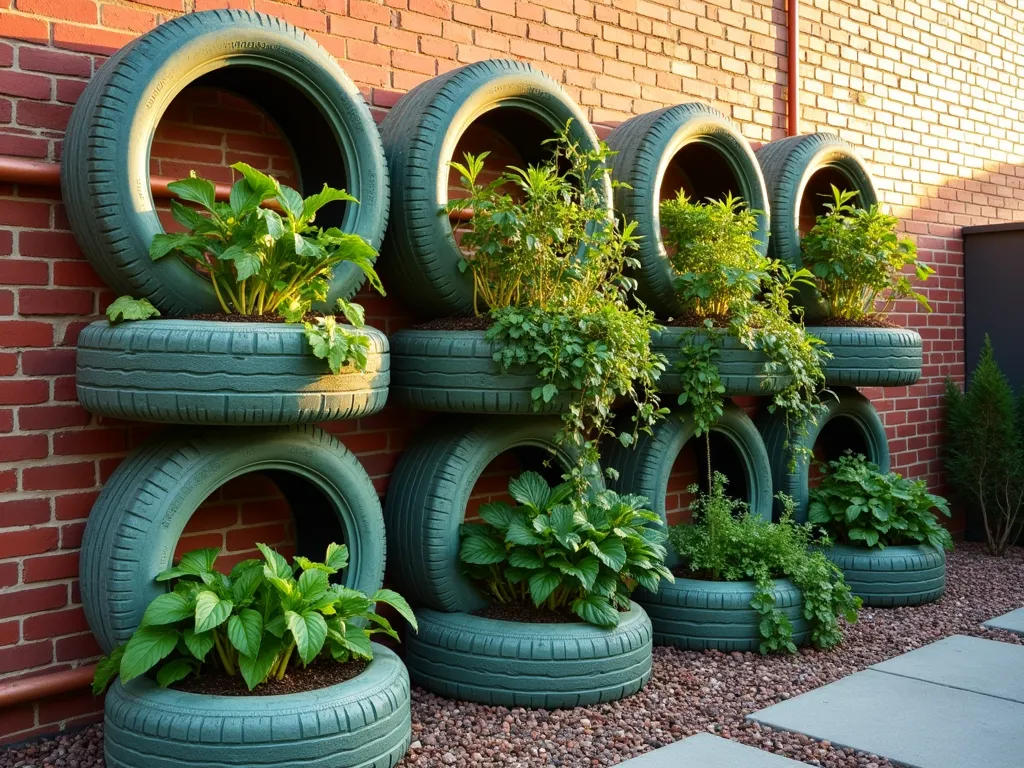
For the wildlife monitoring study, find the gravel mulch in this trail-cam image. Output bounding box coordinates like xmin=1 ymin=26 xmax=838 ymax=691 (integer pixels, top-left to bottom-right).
xmin=3 ymin=543 xmax=1022 ymax=768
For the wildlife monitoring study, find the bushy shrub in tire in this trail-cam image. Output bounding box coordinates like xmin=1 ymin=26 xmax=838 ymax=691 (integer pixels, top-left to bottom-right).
xmin=61 ymin=10 xmax=389 ymax=315
xmin=812 ymin=326 xmax=923 ymax=387
xmin=761 ymin=388 xmax=890 ymax=522
xmin=379 ymin=59 xmax=610 ymax=317
xmin=383 ymin=416 xmax=603 ymax=614
xmin=80 ymin=424 xmax=386 ymax=653
xmin=76 ymin=320 xmax=389 ymax=425
xmin=634 ymin=578 xmax=810 ymax=651
xmin=103 ymin=644 xmax=410 ymax=768
xmin=824 ymin=544 xmax=945 ymax=607
xmin=389 ymin=329 xmax=570 ymax=414
xmin=404 ymin=604 xmax=652 ymax=708
xmin=651 ymin=327 xmax=789 ymax=395
xmin=606 ymin=103 xmax=770 ymax=318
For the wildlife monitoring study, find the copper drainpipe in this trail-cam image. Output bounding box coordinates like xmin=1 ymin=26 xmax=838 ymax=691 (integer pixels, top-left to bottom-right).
xmin=0 ymin=665 xmax=97 ymax=709
xmin=788 ymin=0 xmax=800 ymax=136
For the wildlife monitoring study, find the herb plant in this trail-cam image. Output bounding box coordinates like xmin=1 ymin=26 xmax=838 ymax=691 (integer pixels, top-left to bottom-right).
xmin=106 ymin=296 xmax=160 ymax=324
xmin=92 ymin=542 xmax=416 ymax=695
xmin=800 ymin=186 xmax=933 ymax=321
xmin=944 ymin=337 xmax=1024 ymax=555
xmin=670 ymin=474 xmax=860 ymax=652
xmin=447 ymin=127 xmax=667 ymax=484
xmin=808 ymin=452 xmax=953 ymax=551
xmin=459 ymin=472 xmax=673 ymax=628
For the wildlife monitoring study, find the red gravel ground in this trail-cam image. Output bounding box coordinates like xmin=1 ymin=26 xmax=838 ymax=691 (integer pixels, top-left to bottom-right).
xmin=2 ymin=542 xmax=1022 ymax=768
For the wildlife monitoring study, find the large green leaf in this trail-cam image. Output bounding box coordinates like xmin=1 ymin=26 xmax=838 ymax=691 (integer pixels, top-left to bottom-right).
xmin=238 ymin=634 xmax=282 ymax=691
xmin=229 ymin=178 xmax=267 ymax=217
xmin=333 ymin=585 xmax=372 ymax=617
xmin=182 ymin=627 xmax=215 ymax=661
xmin=177 ymin=548 xmax=220 ymax=577
xmin=507 ymin=549 xmax=544 ymax=569
xmin=141 ymin=592 xmax=193 ymax=626
xmin=571 ymin=595 xmax=619 ymax=628
xmin=528 ymin=569 xmax=562 ymax=605
xmin=106 ymin=296 xmax=160 ymax=324
xmin=301 ymin=184 xmax=357 ymax=224
xmin=120 ymin=626 xmax=179 ymax=683
xmin=593 ymin=536 xmax=627 ymax=571
xmin=332 ymin=628 xmax=372 ymax=660
xmin=230 ymin=162 xmax=279 ymax=198
xmin=149 ymin=232 xmax=206 ymax=261
xmin=325 ymin=542 xmax=349 ymax=572
xmin=227 ymin=609 xmax=263 ymax=658
xmin=168 ymin=176 xmax=216 ymax=211
xmin=508 ymin=472 xmax=550 ymax=511
xmin=371 ymin=588 xmax=418 ymax=632
xmin=276 ymin=185 xmax=304 ymax=220
xmin=231 ymin=563 xmax=264 ymax=604
xmin=506 ymin=519 xmax=545 ymax=546
xmin=257 ymin=543 xmax=292 ymax=579
xmin=460 ymin=533 xmax=506 ymax=565
xmin=575 ymin=555 xmax=600 ymax=591
xmin=286 ymin=610 xmax=328 ymax=665
xmin=156 ymin=658 xmax=195 ymax=688
xmin=297 ymin=569 xmax=330 ymax=604
xmin=477 ymin=502 xmax=519 ymax=531
xmin=92 ymin=645 xmax=125 ymax=695
xmin=194 ymin=591 xmax=232 ymax=633
xmin=218 ymin=244 xmax=262 ymax=282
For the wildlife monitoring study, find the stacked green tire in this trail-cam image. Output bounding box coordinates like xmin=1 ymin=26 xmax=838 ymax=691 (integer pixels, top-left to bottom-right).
xmin=825 ymin=545 xmax=946 ymax=607
xmin=812 ymin=326 xmax=923 ymax=387
xmin=651 ymin=328 xmax=790 ymax=396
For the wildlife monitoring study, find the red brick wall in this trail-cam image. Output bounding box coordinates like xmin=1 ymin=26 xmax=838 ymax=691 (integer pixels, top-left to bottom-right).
xmin=1 ymin=0 xmax=1021 ymax=745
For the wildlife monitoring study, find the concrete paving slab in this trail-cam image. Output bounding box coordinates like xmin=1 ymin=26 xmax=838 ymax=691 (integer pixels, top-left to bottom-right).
xmin=871 ymin=634 xmax=1024 ymax=703
xmin=616 ymin=733 xmax=805 ymax=767
xmin=983 ymin=607 xmax=1024 ymax=636
xmin=748 ymin=670 xmax=1024 ymax=768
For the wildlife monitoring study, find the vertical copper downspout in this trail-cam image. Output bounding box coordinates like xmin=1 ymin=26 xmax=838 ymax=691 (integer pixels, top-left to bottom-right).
xmin=788 ymin=0 xmax=800 ymax=136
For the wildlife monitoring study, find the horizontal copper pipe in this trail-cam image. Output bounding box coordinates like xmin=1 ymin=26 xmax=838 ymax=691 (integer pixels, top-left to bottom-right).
xmin=0 ymin=664 xmax=96 ymax=709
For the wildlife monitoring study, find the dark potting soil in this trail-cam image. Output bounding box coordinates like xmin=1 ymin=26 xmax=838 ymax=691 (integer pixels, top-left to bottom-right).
xmin=472 ymin=602 xmax=582 ymax=624
xmin=411 ymin=315 xmax=493 ymax=331
xmin=813 ymin=315 xmax=900 ymax=328
xmin=180 ymin=312 xmax=349 ymax=324
xmin=171 ymin=658 xmax=368 ymax=696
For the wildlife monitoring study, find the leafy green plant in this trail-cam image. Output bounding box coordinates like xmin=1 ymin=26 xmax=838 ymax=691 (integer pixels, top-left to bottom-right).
xmin=106 ymin=296 xmax=160 ymax=323
xmin=944 ymin=337 xmax=1024 ymax=555
xmin=459 ymin=472 xmax=673 ymax=627
xmin=808 ymin=452 xmax=953 ymax=551
xmin=447 ymin=127 xmax=667 ymax=483
xmin=800 ymin=186 xmax=933 ymax=321
xmin=92 ymin=542 xmax=416 ymax=695
xmin=669 ymin=474 xmax=860 ymax=652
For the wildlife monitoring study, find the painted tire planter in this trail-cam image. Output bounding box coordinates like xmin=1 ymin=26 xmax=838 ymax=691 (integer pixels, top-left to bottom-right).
xmin=61 ymin=9 xmax=389 ymax=316
xmin=389 ymin=328 xmax=571 ymax=414
xmin=606 ymin=402 xmax=773 ymax=570
xmin=80 ymin=424 xmax=386 ymax=653
xmin=761 ymin=388 xmax=890 ymax=523
xmin=103 ymin=643 xmax=410 ymax=768
xmin=634 ymin=578 xmax=810 ymax=651
xmin=379 ymin=59 xmax=610 ymax=317
xmin=405 ymin=604 xmax=652 ymax=708
xmin=384 ymin=416 xmax=603 ymax=614
xmin=812 ymin=326 xmax=923 ymax=387
xmin=651 ymin=326 xmax=789 ymax=396
xmin=606 ymin=103 xmax=770 ymax=318
xmin=824 ymin=544 xmax=946 ymax=607
xmin=76 ymin=320 xmax=389 ymax=425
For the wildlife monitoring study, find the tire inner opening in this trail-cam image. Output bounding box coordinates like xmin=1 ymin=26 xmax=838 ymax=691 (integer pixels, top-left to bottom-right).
xmin=799 ymin=165 xmax=858 ymax=235
xmin=666 ymin=431 xmax=752 ymax=524
xmin=466 ymin=445 xmax=567 ymax=522
xmin=660 ymin=141 xmax=743 ymax=205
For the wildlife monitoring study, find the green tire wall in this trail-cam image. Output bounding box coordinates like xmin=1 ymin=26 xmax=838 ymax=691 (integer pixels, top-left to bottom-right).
xmin=812 ymin=326 xmax=923 ymax=387
xmin=651 ymin=327 xmax=789 ymax=396
xmin=80 ymin=425 xmax=386 ymax=653
xmin=755 ymin=133 xmax=877 ymax=320
xmin=405 ymin=604 xmax=652 ymax=708
xmin=825 ymin=544 xmax=946 ymax=607
xmin=634 ymin=578 xmax=810 ymax=651
xmin=389 ymin=329 xmax=571 ymax=413
xmin=378 ymin=59 xmax=611 ymax=317
xmin=104 ymin=644 xmax=410 ymax=768
xmin=761 ymin=388 xmax=890 ymax=523
xmin=383 ymin=416 xmax=603 ymax=614
xmin=605 ymin=402 xmax=773 ymax=569
xmin=606 ymin=103 xmax=770 ymax=318
xmin=61 ymin=9 xmax=389 ymax=316
xmin=76 ymin=320 xmax=389 ymax=425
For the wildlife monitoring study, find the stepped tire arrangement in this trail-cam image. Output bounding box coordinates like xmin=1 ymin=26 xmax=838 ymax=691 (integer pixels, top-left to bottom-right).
xmin=61 ymin=9 xmax=389 ymax=316
xmin=63 ymin=12 xmax=408 ymax=767
xmin=388 ymin=329 xmax=571 ymax=414
xmin=606 ymin=103 xmax=770 ymax=318
xmin=824 ymin=545 xmax=946 ymax=607
xmin=378 ymin=58 xmax=611 ymax=318
xmin=811 ymin=326 xmax=924 ymax=388
xmin=634 ymin=578 xmax=810 ymax=652
xmin=404 ymin=605 xmax=653 ymax=709
xmin=76 ymin=320 xmax=390 ymax=425
xmin=651 ymin=327 xmax=790 ymax=396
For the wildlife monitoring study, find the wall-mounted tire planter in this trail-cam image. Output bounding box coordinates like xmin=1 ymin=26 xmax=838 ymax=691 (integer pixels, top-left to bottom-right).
xmin=824 ymin=544 xmax=945 ymax=607
xmin=104 ymin=643 xmax=410 ymax=768
xmin=606 ymin=103 xmax=770 ymax=318
xmin=405 ymin=604 xmax=652 ymax=708
xmin=761 ymin=388 xmax=890 ymax=522
xmin=634 ymin=577 xmax=809 ymax=651
xmin=389 ymin=329 xmax=570 ymax=414
xmin=812 ymin=326 xmax=923 ymax=387
xmin=76 ymin=320 xmax=389 ymax=425
xmin=61 ymin=9 xmax=389 ymax=316
xmin=606 ymin=402 xmax=773 ymax=570
xmin=384 ymin=416 xmax=602 ymax=614
xmin=378 ymin=59 xmax=610 ymax=317
xmin=651 ymin=327 xmax=789 ymax=395
xmin=80 ymin=424 xmax=386 ymax=653
xmin=755 ymin=133 xmax=877 ymax=320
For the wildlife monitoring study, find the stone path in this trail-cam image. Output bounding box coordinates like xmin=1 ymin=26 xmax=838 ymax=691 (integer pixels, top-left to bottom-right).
xmin=617 ymin=733 xmax=806 ymax=767
xmin=982 ymin=607 xmax=1024 ymax=636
